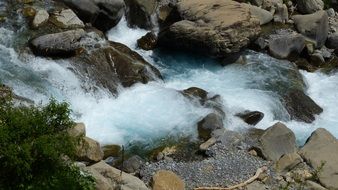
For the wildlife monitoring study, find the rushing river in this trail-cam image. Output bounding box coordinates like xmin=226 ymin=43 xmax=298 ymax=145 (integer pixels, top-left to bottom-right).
xmin=1 ymin=17 xmax=338 ymax=147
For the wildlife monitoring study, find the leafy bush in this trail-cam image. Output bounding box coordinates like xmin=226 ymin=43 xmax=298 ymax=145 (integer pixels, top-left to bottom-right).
xmin=0 ymin=93 xmax=95 ymax=190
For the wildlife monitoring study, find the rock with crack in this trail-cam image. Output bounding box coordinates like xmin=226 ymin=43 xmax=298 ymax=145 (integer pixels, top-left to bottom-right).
xmin=293 ymin=10 xmax=329 ymax=48
xmin=258 ymin=122 xmax=298 ymax=161
xmin=299 ymin=128 xmax=338 ymax=189
xmin=158 ymin=0 xmax=261 ymax=58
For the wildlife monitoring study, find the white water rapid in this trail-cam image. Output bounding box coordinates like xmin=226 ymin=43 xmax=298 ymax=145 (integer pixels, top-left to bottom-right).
xmin=1 ymin=18 xmax=338 ymax=148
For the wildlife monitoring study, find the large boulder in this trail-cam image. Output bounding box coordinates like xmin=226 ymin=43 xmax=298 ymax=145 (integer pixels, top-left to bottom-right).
xmin=71 ymin=42 xmax=162 ymax=94
xmin=297 ymin=0 xmax=324 ymax=14
xmin=152 ymin=170 xmax=185 ymax=190
xmin=268 ymin=30 xmax=305 ymax=59
xmin=158 ymin=0 xmax=261 ymax=58
xmin=30 ymin=29 xmax=86 ymax=57
xmin=50 ymin=9 xmax=85 ymax=29
xmin=124 ymin=0 xmax=157 ymax=29
xmin=258 ymin=122 xmax=298 ymax=161
xmin=293 ymin=11 xmax=329 ymax=48
xmin=299 ymin=128 xmax=338 ymax=189
xmin=283 ymin=89 xmax=323 ymax=123
xmin=86 ymin=161 xmax=149 ymax=190
xmin=76 ymin=136 xmax=104 ymax=162
xmin=61 ymin=0 xmax=124 ymax=32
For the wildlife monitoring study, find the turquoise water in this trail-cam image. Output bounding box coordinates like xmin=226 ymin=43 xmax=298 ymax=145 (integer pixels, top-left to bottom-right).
xmin=0 ymin=18 xmax=338 ymax=147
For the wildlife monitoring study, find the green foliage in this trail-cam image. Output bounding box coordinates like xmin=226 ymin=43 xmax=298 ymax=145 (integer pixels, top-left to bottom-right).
xmin=0 ymin=95 xmax=95 ymax=190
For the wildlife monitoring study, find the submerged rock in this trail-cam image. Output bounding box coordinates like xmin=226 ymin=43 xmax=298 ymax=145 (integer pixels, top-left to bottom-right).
xmin=283 ymin=89 xmax=323 ymax=123
xmin=61 ymin=0 xmax=124 ymax=32
xmin=158 ymin=0 xmax=261 ymax=57
xmin=235 ymin=110 xmax=264 ymax=126
xmin=258 ymin=122 xmax=297 ymax=161
xmin=299 ymin=128 xmax=338 ymax=189
xmin=293 ymin=10 xmax=329 ymax=48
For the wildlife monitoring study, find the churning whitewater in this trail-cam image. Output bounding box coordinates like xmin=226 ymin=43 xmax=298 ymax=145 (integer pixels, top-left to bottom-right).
xmin=1 ymin=18 xmax=338 ymax=147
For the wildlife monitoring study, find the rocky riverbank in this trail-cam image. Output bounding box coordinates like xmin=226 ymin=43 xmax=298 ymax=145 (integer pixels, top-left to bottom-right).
xmin=1 ymin=0 xmax=338 ymax=189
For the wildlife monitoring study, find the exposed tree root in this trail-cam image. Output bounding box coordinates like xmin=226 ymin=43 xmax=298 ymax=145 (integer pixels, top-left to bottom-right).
xmin=194 ymin=166 xmax=268 ymax=190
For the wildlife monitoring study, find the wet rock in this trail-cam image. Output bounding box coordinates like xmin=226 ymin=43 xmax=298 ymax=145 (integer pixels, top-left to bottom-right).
xmin=258 ymin=122 xmax=297 ymax=161
xmin=197 ymin=113 xmax=223 ymax=140
xmin=72 ymin=42 xmax=162 ymax=94
xmin=50 ymin=9 xmax=84 ymax=29
xmin=235 ymin=110 xmax=264 ymax=126
xmin=182 ymin=87 xmax=208 ymax=101
xmin=293 ymin=10 xmax=329 ymax=48
xmin=326 ymin=32 xmax=338 ymax=52
xmin=283 ymin=89 xmax=323 ymax=123
xmin=249 ymin=5 xmax=273 ymax=25
xmin=76 ymin=137 xmax=104 ymax=163
xmin=32 ymin=9 xmax=49 ymax=28
xmin=122 ymin=155 xmax=144 ymax=174
xmin=125 ymin=0 xmax=157 ymax=29
xmin=102 ymin=144 xmax=121 ymax=159
xmin=30 ymin=29 xmax=86 ymax=57
xmin=276 ymin=152 xmax=302 ymax=172
xmin=268 ymin=30 xmax=305 ymax=59
xmin=158 ymin=0 xmax=261 ymax=58
xmin=86 ymin=161 xmax=149 ymax=190
xmin=152 ymin=170 xmax=185 ymax=190
xmin=137 ymin=32 xmax=157 ymax=50
xmin=299 ymin=128 xmax=338 ymax=189
xmin=297 ymin=0 xmax=324 ymax=14
xmin=61 ymin=0 xmax=124 ymax=32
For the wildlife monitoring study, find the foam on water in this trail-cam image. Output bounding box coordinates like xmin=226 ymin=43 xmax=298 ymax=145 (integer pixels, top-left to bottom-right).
xmin=1 ymin=18 xmax=338 ymax=147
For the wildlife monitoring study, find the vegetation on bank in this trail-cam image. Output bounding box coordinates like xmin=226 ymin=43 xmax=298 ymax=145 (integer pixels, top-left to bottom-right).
xmin=0 ymin=92 xmax=95 ymax=190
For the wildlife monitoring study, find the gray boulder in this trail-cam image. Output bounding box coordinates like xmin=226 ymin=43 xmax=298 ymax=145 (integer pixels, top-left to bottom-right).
xmin=268 ymin=30 xmax=305 ymax=59
xmin=293 ymin=10 xmax=329 ymax=48
xmin=32 ymin=9 xmax=49 ymax=28
xmin=283 ymin=89 xmax=323 ymax=123
xmin=61 ymin=0 xmax=124 ymax=32
xmin=122 ymin=155 xmax=144 ymax=174
xmin=30 ymin=29 xmax=86 ymax=57
xmin=299 ymin=128 xmax=338 ymax=190
xmin=259 ymin=122 xmax=297 ymax=161
xmin=273 ymin=3 xmax=288 ymax=23
xmin=249 ymin=5 xmax=273 ymax=25
xmin=297 ymin=0 xmax=324 ymax=14
xmin=326 ymin=32 xmax=338 ymax=51
xmin=124 ymin=0 xmax=157 ymax=29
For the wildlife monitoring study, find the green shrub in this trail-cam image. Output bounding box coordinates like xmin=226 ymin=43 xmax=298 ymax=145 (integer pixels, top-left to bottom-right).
xmin=0 ymin=94 xmax=95 ymax=190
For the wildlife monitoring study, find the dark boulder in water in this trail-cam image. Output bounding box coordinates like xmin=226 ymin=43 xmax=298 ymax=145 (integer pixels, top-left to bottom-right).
xmin=61 ymin=0 xmax=125 ymax=32
xmin=71 ymin=41 xmax=162 ymax=94
xmin=236 ymin=110 xmax=264 ymax=126
xmin=137 ymin=32 xmax=157 ymax=50
xmin=283 ymin=89 xmax=323 ymax=123
xmin=197 ymin=112 xmax=224 ymax=140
